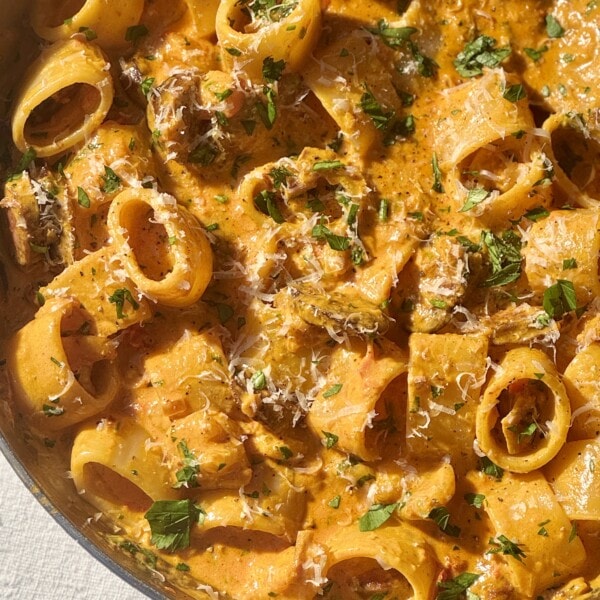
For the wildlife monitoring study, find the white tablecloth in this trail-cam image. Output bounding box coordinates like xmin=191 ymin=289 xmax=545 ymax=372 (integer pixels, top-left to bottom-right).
xmin=0 ymin=450 xmax=149 ymax=600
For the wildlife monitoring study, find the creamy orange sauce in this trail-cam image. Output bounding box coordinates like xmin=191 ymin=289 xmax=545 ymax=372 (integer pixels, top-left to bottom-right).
xmin=1 ymin=1 xmax=600 ymax=599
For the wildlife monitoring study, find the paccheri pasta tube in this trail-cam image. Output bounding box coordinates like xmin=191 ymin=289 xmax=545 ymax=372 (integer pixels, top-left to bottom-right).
xmin=30 ymin=0 xmax=144 ymax=50
xmin=6 ymin=298 xmax=119 ymax=430
xmin=216 ymin=0 xmax=321 ymax=80
xmin=107 ymin=188 xmax=213 ymax=307
xmin=476 ymin=347 xmax=571 ymax=473
xmin=11 ymin=39 xmax=114 ymax=157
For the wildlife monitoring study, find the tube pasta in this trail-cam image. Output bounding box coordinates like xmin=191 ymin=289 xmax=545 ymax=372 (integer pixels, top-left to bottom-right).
xmin=307 ymin=338 xmax=407 ymax=461
xmin=523 ymin=209 xmax=600 ymax=307
xmin=30 ymin=0 xmax=144 ymax=50
xmin=314 ymin=523 xmax=439 ymax=600
xmin=196 ymin=460 xmax=306 ymax=542
xmin=168 ymin=409 xmax=252 ymax=490
xmin=563 ymin=344 xmax=600 ymax=441
xmin=6 ymin=298 xmax=119 ymax=431
xmin=466 ymin=470 xmax=586 ymax=597
xmin=433 ymin=69 xmax=550 ymax=225
xmin=184 ymin=0 xmax=220 ymax=39
xmin=107 ymin=188 xmax=213 ymax=307
xmin=215 ymin=0 xmax=322 ymax=80
xmin=544 ymin=439 xmax=600 ymax=521
xmin=476 ymin=347 xmax=571 ymax=473
xmin=544 ymin=113 xmax=600 ymax=208
xmin=11 ymin=39 xmax=114 ymax=158
xmin=303 ymin=34 xmax=403 ymax=158
xmin=40 ymin=246 xmax=152 ymax=337
xmin=71 ymin=418 xmax=180 ymax=517
xmin=406 ymin=333 xmax=488 ymax=466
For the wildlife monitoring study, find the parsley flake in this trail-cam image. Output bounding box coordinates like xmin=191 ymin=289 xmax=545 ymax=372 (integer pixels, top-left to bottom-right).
xmin=144 ymin=499 xmax=204 ymax=552
xmin=358 ymin=503 xmax=398 ymax=531
xmin=101 ymin=166 xmax=121 ymax=194
xmin=486 ymin=535 xmax=527 ymax=562
xmin=543 ymin=280 xmax=577 ymax=319
xmin=453 ymin=35 xmax=511 ymax=78
xmin=545 ymin=14 xmax=565 ymax=38
xmin=108 ymin=288 xmax=139 ymax=319
xmin=436 ymin=572 xmax=480 ymax=600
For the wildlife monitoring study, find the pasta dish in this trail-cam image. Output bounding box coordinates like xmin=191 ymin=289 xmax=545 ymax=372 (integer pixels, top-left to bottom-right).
xmin=1 ymin=0 xmax=600 ymax=598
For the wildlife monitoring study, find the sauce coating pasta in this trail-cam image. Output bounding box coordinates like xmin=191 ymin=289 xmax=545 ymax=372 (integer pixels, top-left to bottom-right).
xmin=1 ymin=1 xmax=600 ymax=599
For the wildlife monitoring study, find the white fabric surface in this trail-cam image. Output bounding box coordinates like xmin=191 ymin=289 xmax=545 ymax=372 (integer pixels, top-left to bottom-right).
xmin=0 ymin=450 xmax=149 ymax=600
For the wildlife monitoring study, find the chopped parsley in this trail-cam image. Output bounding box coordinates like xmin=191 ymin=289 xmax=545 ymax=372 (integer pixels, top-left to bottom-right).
xmin=77 ymin=186 xmax=91 ymax=208
xmin=503 ymin=83 xmax=527 ymax=102
xmin=537 ymin=519 xmax=550 ymax=537
xmin=125 ymin=24 xmax=148 ymax=45
xmin=251 ymin=370 xmax=267 ymax=391
xmin=428 ymin=506 xmax=461 ymax=537
xmin=262 ymin=56 xmax=286 ymax=82
xmin=459 ymin=187 xmax=490 ymax=212
xmin=173 ymin=440 xmax=200 ymax=489
xmin=508 ymin=421 xmax=541 ymax=444
xmin=144 ymin=499 xmax=204 ymax=552
xmin=312 ymin=220 xmax=351 ymax=251
xmin=378 ymin=198 xmax=389 ymax=222
xmin=436 ymin=572 xmax=480 ymax=600
xmin=328 ymin=495 xmax=341 ymax=508
xmin=368 ymin=19 xmax=417 ymax=47
xmin=523 ymin=206 xmax=549 ymax=222
xmin=7 ymin=147 xmax=37 ymax=181
xmin=486 ymin=535 xmax=527 ymax=562
xmin=78 ymin=26 xmax=97 ymax=41
xmin=43 ymin=404 xmax=65 ymax=417
xmin=358 ymin=503 xmax=398 ymax=531
xmin=312 ymin=160 xmax=345 ymax=171
xmin=278 ymin=445 xmax=293 ymax=460
xmin=479 ymin=456 xmax=504 ymax=480
xmin=432 ymin=153 xmax=444 ymax=193
xmin=323 ymin=383 xmax=343 ymax=398
xmin=141 ymin=77 xmax=155 ymax=97
xmin=359 ymin=87 xmax=415 ymax=145
xmin=523 ymin=45 xmax=548 ymax=62
xmin=101 ymin=166 xmax=121 ymax=194
xmin=269 ymin=166 xmax=292 ymax=188
xmin=254 ymin=190 xmax=285 ymax=223
xmin=464 ymin=493 xmax=486 ymax=509
xmin=256 ymin=86 xmax=277 ymax=129
xmin=545 ymin=14 xmax=565 ymax=38
xmin=108 ymin=288 xmax=140 ymax=319
xmin=542 ymin=280 xmax=577 ymax=319
xmin=322 ymin=431 xmax=339 ymax=448
xmin=189 ymin=140 xmax=218 ymax=166
xmin=480 ymin=230 xmax=522 ymax=287
xmin=453 ymin=35 xmax=511 ymax=78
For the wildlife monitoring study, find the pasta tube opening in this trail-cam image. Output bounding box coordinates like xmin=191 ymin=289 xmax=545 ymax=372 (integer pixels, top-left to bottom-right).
xmin=476 ymin=347 xmax=570 ymax=472
xmin=6 ymin=298 xmax=119 ymax=431
xmin=11 ymin=39 xmax=114 ymax=157
xmin=108 ymin=188 xmax=213 ymax=307
xmin=545 ymin=114 xmax=600 ymax=208
xmin=495 ymin=378 xmax=555 ymax=455
xmin=25 ymin=83 xmax=101 ymax=153
xmin=216 ymin=0 xmax=321 ymax=80
xmin=83 ymin=462 xmax=153 ymax=513
xmin=322 ymin=557 xmax=414 ymax=600
xmin=459 ymin=136 xmax=531 ymax=196
xmin=122 ymin=203 xmax=175 ymax=282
